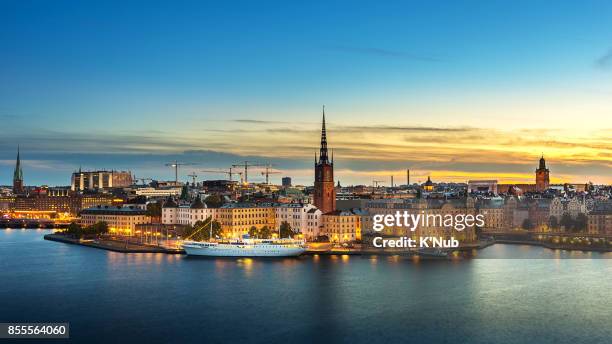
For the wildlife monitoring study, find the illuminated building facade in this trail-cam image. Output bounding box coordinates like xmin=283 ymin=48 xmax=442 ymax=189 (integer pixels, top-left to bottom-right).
xmin=80 ymin=205 xmax=150 ymax=235
xmin=322 ymin=209 xmax=362 ymax=243
xmin=216 ymin=203 xmax=276 ymax=238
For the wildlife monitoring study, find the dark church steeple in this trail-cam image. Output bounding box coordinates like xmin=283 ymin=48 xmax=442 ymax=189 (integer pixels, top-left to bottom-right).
xmin=314 ymin=106 xmax=336 ymax=213
xmin=13 ymin=146 xmax=24 ymax=194
xmin=318 ymin=106 xmax=329 ymax=164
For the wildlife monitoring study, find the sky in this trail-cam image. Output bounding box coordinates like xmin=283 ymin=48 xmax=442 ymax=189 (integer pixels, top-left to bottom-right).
xmin=0 ymin=1 xmax=611 ymax=186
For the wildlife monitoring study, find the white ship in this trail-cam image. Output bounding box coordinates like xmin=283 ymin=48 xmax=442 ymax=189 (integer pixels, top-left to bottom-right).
xmin=182 ymin=238 xmax=307 ymax=257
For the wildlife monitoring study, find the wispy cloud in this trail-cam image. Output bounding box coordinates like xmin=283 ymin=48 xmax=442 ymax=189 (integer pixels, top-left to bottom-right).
xmin=325 ymin=45 xmax=442 ymax=62
xmin=595 ymin=48 xmax=612 ymax=69
xmin=231 ymin=119 xmax=284 ymax=124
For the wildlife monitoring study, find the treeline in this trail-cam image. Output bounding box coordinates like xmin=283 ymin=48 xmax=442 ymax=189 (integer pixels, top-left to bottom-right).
xmin=521 ymin=213 xmax=588 ymax=232
xmin=181 ymin=220 xmax=296 ymax=241
xmin=64 ymin=221 xmax=109 ymax=239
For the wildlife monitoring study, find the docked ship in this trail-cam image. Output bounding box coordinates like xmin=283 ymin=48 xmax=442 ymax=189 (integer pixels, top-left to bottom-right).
xmin=182 ymin=238 xmax=307 ymax=257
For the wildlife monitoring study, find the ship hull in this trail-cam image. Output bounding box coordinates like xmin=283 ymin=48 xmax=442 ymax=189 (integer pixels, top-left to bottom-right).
xmin=183 ymin=243 xmax=306 ymax=257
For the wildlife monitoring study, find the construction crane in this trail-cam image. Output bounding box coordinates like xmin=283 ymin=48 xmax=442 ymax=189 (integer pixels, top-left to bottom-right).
xmin=231 ymin=161 xmax=265 ymax=184
xmin=373 ymin=180 xmax=385 ymax=188
xmin=201 ymin=169 xmax=243 ymax=183
xmin=187 ymin=172 xmax=198 ymax=185
xmin=260 ymin=164 xmax=281 ymax=184
xmin=164 ymin=161 xmax=195 ymax=184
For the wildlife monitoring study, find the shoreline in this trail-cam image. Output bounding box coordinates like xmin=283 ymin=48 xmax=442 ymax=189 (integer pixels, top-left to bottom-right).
xmin=43 ymin=233 xmax=612 ymax=255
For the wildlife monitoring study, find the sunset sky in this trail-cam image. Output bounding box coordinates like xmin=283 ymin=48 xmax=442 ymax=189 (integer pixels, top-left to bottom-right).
xmin=1 ymin=1 xmax=611 ymax=186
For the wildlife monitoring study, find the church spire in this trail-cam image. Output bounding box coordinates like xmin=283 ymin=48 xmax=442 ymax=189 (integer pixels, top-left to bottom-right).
xmin=318 ymin=105 xmax=329 ymax=164
xmin=14 ymin=145 xmax=23 ymax=181
xmin=13 ymin=145 xmax=24 ymax=194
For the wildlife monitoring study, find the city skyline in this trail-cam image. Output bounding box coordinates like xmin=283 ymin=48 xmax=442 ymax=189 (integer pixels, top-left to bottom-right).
xmin=1 ymin=1 xmax=611 ymax=185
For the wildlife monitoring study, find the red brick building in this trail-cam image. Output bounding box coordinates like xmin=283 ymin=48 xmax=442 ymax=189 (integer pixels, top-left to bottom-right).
xmin=313 ymin=108 xmax=336 ymax=214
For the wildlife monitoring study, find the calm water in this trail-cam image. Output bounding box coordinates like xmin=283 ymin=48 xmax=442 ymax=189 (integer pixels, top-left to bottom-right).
xmin=1 ymin=230 xmax=611 ymax=344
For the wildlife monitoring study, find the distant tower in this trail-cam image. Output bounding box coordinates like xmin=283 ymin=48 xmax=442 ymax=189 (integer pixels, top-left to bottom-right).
xmin=314 ymin=106 xmax=336 ymax=213
xmin=535 ymin=155 xmax=550 ymax=192
xmin=281 ymin=177 xmax=292 ymax=187
xmin=13 ymin=146 xmax=24 ymax=194
xmin=407 ymin=169 xmax=410 ymax=186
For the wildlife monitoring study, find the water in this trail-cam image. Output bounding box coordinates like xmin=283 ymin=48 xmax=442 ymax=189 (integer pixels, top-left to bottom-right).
xmin=1 ymin=230 xmax=611 ymax=344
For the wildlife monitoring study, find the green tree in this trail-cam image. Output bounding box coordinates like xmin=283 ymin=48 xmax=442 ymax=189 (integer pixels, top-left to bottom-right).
xmin=521 ymin=218 xmax=534 ymax=230
xmin=66 ymin=222 xmax=83 ymax=238
xmin=146 ymin=202 xmax=162 ymax=217
xmin=187 ymin=217 xmax=223 ymax=241
xmin=548 ymin=216 xmax=558 ymax=230
xmin=573 ymin=213 xmax=587 ymax=233
xmin=180 ymin=185 xmax=189 ymax=200
xmin=204 ymin=194 xmax=224 ymax=208
xmin=91 ymin=221 xmax=109 ymax=235
xmin=560 ymin=213 xmax=573 ymax=231
xmin=248 ymin=226 xmax=258 ymax=238
xmin=279 ymin=221 xmax=293 ymax=238
xmin=258 ymin=225 xmax=271 ymax=239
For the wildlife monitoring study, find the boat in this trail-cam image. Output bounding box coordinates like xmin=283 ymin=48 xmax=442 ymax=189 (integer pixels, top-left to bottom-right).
xmin=416 ymin=248 xmax=449 ymax=259
xmin=182 ymin=238 xmax=307 ymax=257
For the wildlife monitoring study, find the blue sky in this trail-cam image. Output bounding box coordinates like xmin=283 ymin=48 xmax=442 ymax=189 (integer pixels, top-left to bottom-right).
xmin=1 ymin=1 xmax=611 ymax=186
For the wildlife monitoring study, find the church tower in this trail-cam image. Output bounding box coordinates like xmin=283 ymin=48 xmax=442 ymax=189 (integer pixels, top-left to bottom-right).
xmin=535 ymin=155 xmax=550 ymax=192
xmin=13 ymin=146 xmax=24 ymax=194
xmin=314 ymin=107 xmax=336 ymax=213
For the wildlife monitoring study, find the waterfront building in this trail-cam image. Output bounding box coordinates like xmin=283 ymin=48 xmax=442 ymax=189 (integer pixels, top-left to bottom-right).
xmin=535 ymin=155 xmax=550 ymax=192
xmin=80 ymin=205 xmax=150 ymax=235
xmin=304 ymin=207 xmax=323 ymax=240
xmin=71 ymin=169 xmax=133 ymax=191
xmin=274 ymin=203 xmax=321 ymax=238
xmin=360 ymin=198 xmax=478 ymax=244
xmin=313 ymin=107 xmax=336 ymax=214
xmin=13 ymin=147 xmax=24 ymax=194
xmin=216 ymin=203 xmax=276 ymax=238
xmin=161 ymin=197 xmax=216 ymax=226
xmin=6 ymin=189 xmax=119 ymax=217
xmin=550 ymin=197 xmax=587 ymax=225
xmin=528 ymin=199 xmax=551 ymax=231
xmin=477 ymin=198 xmax=505 ymax=231
xmin=322 ymin=209 xmax=362 ymax=244
xmin=587 ymin=201 xmax=612 ymax=235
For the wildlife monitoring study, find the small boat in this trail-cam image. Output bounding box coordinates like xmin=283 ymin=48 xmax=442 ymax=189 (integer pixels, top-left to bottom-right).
xmin=182 ymin=238 xmax=306 ymax=257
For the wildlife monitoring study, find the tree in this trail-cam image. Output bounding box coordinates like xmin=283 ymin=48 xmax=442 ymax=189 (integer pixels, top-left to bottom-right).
xmin=180 ymin=185 xmax=189 ymax=200
xmin=258 ymin=226 xmax=271 ymax=239
xmin=204 ymin=194 xmax=224 ymax=208
xmin=91 ymin=221 xmax=109 ymax=235
xmin=573 ymin=213 xmax=587 ymax=233
xmin=248 ymin=226 xmax=258 ymax=238
xmin=279 ymin=221 xmax=293 ymax=238
xmin=66 ymin=222 xmax=83 ymax=238
xmin=560 ymin=213 xmax=573 ymax=231
xmin=186 ymin=217 xmax=222 ymax=241
xmin=146 ymin=202 xmax=162 ymax=217
xmin=548 ymin=216 xmax=558 ymax=230
xmin=521 ymin=218 xmax=534 ymax=230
